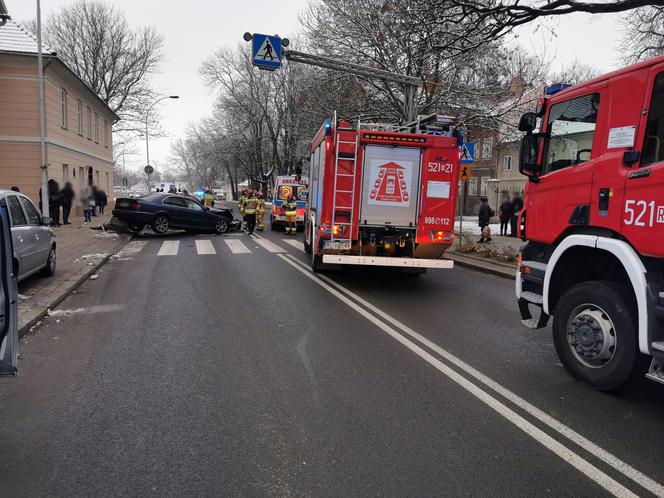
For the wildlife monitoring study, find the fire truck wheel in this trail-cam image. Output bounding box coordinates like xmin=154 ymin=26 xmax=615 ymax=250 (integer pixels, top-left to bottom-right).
xmin=303 ymin=235 xmax=312 ymax=254
xmin=552 ymin=281 xmax=641 ymax=392
xmin=311 ymin=254 xmax=322 ymax=272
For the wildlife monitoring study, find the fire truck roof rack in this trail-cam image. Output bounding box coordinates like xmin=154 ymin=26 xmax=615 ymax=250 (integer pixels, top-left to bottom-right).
xmin=358 ymin=113 xmax=458 ymax=136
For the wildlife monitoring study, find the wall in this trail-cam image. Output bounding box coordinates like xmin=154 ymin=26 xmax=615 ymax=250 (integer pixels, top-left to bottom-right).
xmin=0 ymin=54 xmax=115 ymax=209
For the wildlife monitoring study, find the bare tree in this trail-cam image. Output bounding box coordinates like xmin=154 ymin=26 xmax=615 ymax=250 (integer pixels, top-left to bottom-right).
xmin=35 ymin=0 xmax=164 ymax=138
xmin=621 ymin=5 xmax=664 ymax=62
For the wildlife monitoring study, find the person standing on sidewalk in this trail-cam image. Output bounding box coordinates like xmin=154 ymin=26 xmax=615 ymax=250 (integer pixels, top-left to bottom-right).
xmin=97 ymin=190 xmax=108 ymax=214
xmin=60 ymin=183 xmax=75 ymax=225
xmin=511 ymin=193 xmax=524 ymax=238
xmin=81 ymin=184 xmax=94 ymax=223
xmin=48 ymin=179 xmax=62 ymax=226
xmin=499 ymin=195 xmax=513 ymax=237
xmin=283 ymin=194 xmax=298 ymax=235
xmin=478 ymin=197 xmax=494 ymax=243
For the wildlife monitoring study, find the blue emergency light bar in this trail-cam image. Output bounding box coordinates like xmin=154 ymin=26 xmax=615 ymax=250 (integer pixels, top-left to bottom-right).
xmin=544 ymin=83 xmax=573 ymax=96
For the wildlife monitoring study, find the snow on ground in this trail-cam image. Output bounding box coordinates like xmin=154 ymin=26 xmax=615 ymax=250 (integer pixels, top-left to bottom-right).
xmin=454 ymin=216 xmax=502 ymax=236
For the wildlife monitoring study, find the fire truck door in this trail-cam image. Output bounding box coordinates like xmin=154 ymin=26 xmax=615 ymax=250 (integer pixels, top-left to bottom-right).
xmin=623 ymin=67 xmax=664 ymax=258
xmin=525 ymin=91 xmax=603 ymax=244
xmin=360 ymin=146 xmax=421 ymax=227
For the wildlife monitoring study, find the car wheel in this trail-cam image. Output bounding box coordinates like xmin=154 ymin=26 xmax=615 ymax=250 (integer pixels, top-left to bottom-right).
xmin=152 ymin=215 xmax=169 ymax=234
xmin=214 ymin=217 xmax=230 ymax=234
xmin=552 ymin=281 xmax=643 ymax=391
xmin=41 ymin=246 xmax=56 ymax=277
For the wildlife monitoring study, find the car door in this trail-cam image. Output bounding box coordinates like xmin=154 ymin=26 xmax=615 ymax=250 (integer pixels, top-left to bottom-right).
xmin=184 ymin=199 xmax=210 ymax=229
xmin=162 ymin=196 xmax=189 ymax=228
xmin=622 ymin=66 xmax=664 ymax=258
xmin=19 ymin=195 xmax=50 ymax=267
xmin=0 ymin=205 xmax=18 ymax=375
xmin=5 ymin=195 xmax=33 ymax=279
xmin=525 ymin=88 xmax=605 ymax=244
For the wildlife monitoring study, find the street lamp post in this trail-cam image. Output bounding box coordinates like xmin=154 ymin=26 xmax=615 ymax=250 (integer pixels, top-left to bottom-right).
xmin=36 ymin=0 xmax=49 ymax=219
xmin=145 ymin=95 xmax=178 ymax=191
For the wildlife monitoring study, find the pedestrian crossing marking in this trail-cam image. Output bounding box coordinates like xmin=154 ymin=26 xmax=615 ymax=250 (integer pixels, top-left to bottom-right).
xmin=282 ymin=239 xmax=305 ymax=252
xmin=195 ymin=240 xmax=216 ymax=255
xmin=115 ymin=240 xmax=147 ymax=258
xmin=253 ymin=238 xmax=286 ymax=253
xmin=225 ymin=239 xmax=251 ymax=254
xmin=157 ymin=240 xmax=180 ymax=256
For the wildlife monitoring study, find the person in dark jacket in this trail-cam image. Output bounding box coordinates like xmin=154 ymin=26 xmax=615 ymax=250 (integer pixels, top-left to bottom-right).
xmin=60 ymin=182 xmax=75 ymax=224
xmin=97 ymin=190 xmax=108 ymax=214
xmin=511 ymin=193 xmax=524 ymax=237
xmin=478 ymin=197 xmax=494 ymax=243
xmin=47 ymin=179 xmax=61 ymax=226
xmin=499 ymin=195 xmax=513 ymax=236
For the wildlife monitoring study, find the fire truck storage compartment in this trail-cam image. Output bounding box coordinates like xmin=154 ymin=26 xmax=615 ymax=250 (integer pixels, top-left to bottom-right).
xmin=359 ymin=145 xmax=422 ymax=227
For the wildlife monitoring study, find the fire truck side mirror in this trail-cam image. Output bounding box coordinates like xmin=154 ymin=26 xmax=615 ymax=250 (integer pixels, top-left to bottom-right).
xmin=519 ymin=134 xmax=542 ymax=181
xmin=518 ymin=112 xmax=537 ymax=133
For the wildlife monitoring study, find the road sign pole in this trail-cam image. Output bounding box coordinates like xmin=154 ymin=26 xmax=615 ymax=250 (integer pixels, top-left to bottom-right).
xmin=459 ymin=185 xmax=464 ymax=246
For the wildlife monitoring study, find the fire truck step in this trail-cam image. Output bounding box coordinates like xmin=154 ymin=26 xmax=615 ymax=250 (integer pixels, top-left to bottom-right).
xmin=521 ymin=291 xmax=543 ymax=304
xmin=336 ymin=173 xmax=355 ymax=177
xmin=336 ymin=190 xmax=353 ymax=193
xmin=338 ymin=153 xmax=355 ymax=158
xmin=338 ymin=140 xmax=357 ymax=144
xmin=646 ymin=357 xmax=664 ymax=385
xmin=652 ymin=341 xmax=664 ymax=353
xmin=334 ymin=206 xmax=352 ymax=210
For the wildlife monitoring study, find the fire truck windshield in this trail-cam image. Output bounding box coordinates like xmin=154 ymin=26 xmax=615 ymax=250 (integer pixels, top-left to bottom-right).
xmin=542 ymin=92 xmax=600 ymax=174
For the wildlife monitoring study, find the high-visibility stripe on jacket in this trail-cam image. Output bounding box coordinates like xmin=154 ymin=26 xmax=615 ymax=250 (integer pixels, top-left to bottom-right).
xmin=244 ymin=197 xmax=258 ymax=215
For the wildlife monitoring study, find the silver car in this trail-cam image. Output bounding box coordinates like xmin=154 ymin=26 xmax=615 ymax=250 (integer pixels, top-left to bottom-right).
xmin=0 ymin=190 xmax=56 ymax=282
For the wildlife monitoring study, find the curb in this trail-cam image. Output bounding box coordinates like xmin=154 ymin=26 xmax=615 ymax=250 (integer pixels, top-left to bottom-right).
xmin=445 ymin=251 xmax=516 ymax=280
xmin=18 ymin=236 xmax=132 ymax=338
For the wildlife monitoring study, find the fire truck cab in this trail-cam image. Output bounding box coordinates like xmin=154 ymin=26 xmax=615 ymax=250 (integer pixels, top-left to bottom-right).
xmin=516 ymin=54 xmax=664 ymax=390
xmin=304 ymin=116 xmax=462 ymax=273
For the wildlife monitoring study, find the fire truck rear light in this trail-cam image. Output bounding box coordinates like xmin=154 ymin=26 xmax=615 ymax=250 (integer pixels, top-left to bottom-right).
xmin=297 ymin=208 xmax=305 ymax=216
xmin=430 ymin=230 xmax=451 ymax=241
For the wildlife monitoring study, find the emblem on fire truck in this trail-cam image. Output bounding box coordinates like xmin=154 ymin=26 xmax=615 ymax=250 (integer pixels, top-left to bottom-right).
xmin=368 ymin=162 xmax=411 ymax=206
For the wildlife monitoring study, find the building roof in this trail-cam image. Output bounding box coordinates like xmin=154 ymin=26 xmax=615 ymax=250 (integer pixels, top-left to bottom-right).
xmin=0 ymin=20 xmax=119 ymax=122
xmin=0 ymin=20 xmax=54 ymax=55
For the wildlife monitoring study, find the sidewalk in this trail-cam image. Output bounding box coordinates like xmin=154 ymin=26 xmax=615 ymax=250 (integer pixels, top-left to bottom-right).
xmin=445 ymin=216 xmax=525 ymax=279
xmin=17 ymin=212 xmax=131 ymax=336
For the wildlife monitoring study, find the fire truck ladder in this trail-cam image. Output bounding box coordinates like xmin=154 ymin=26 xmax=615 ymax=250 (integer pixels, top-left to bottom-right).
xmin=330 ymin=119 xmax=360 ymax=250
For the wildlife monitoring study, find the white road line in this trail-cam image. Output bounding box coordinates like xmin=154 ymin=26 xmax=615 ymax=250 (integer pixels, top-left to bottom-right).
xmin=224 ymin=239 xmax=251 ymax=254
xmin=253 ymin=237 xmax=286 ymax=253
xmin=157 ymin=240 xmax=180 ymax=256
xmin=284 ymin=253 xmax=664 ymax=498
xmin=195 ymin=240 xmax=216 ymax=255
xmin=282 ymin=238 xmax=305 ymax=252
xmin=278 ymin=253 xmax=648 ymax=498
xmin=115 ymin=240 xmax=147 ymax=257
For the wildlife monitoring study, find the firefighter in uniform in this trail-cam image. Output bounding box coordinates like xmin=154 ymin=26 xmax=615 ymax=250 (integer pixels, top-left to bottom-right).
xmin=283 ymin=194 xmax=298 ymax=235
xmin=256 ymin=191 xmax=266 ymax=231
xmin=244 ymin=189 xmax=259 ymax=235
xmin=238 ymin=188 xmax=247 ymax=231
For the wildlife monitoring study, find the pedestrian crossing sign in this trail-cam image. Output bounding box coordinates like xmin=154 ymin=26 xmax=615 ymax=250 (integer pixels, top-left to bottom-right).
xmin=460 ymin=165 xmax=472 ymax=181
xmin=252 ymin=33 xmax=282 ymax=70
xmin=461 ymin=142 xmax=474 ymax=164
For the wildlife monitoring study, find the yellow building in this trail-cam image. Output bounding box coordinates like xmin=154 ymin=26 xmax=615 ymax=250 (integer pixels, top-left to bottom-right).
xmin=0 ymin=20 xmax=118 ymax=207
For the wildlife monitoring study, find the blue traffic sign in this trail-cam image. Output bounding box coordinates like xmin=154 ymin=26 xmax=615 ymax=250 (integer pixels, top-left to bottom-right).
xmin=461 ymin=142 xmax=474 ymax=164
xmin=252 ymin=33 xmax=282 ymax=70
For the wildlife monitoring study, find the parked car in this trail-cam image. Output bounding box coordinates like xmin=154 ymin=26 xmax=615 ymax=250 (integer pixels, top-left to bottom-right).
xmin=0 ymin=205 xmax=18 ymax=375
xmin=112 ymin=193 xmax=236 ymax=235
xmin=0 ymin=190 xmax=56 ymax=282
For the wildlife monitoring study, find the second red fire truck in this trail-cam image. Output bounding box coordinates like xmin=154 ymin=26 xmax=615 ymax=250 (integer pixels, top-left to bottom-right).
xmin=516 ymin=54 xmax=664 ymax=391
xmin=304 ymin=115 xmax=462 ymax=273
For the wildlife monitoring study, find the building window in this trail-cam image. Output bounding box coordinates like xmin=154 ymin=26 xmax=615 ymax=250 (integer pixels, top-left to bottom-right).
xmin=87 ymin=107 xmax=92 ymax=140
xmin=79 ymin=167 xmax=85 ymax=187
xmin=95 ymin=170 xmax=100 ymax=185
xmin=468 ymin=177 xmax=478 ymax=196
xmin=104 ymin=120 xmax=109 ymax=148
xmin=482 ymin=138 xmax=493 ymax=160
xmin=76 ymin=100 xmax=83 ymax=135
xmin=480 ymin=176 xmax=488 ymax=196
xmin=106 ymin=172 xmax=110 ymax=192
xmin=503 ymin=155 xmax=512 ymax=171
xmin=60 ymin=88 xmax=68 ymax=129
xmin=94 ymin=113 xmax=99 ymax=143
xmin=62 ymin=164 xmax=69 ymax=182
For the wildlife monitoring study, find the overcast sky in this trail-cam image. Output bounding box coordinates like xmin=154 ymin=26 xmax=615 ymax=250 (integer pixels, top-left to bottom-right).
xmin=7 ymin=0 xmax=626 ymax=177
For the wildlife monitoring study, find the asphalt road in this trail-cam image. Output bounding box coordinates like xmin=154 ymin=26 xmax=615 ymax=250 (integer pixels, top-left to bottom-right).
xmin=1 ymin=219 xmax=663 ymax=497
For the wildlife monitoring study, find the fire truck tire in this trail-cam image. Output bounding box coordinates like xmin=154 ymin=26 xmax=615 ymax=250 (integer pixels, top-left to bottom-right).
xmin=552 ymin=281 xmax=642 ymax=392
xmin=303 ymin=235 xmax=312 ymax=254
xmin=311 ymin=254 xmax=322 ymax=272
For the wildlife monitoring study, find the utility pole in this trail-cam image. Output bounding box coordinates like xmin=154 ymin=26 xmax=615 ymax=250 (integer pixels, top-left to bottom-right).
xmin=36 ymin=0 xmax=49 ymax=219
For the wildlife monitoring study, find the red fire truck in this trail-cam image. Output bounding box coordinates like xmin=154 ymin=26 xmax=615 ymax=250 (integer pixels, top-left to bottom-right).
xmin=304 ymin=115 xmax=462 ymax=273
xmin=516 ymin=54 xmax=664 ymax=390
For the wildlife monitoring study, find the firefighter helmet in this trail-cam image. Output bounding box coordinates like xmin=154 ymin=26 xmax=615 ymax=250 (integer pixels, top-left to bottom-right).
xmin=257 ymin=191 xmax=264 ymax=198
xmin=287 ymin=194 xmax=294 ymax=202
xmin=247 ymin=188 xmax=254 ymax=196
